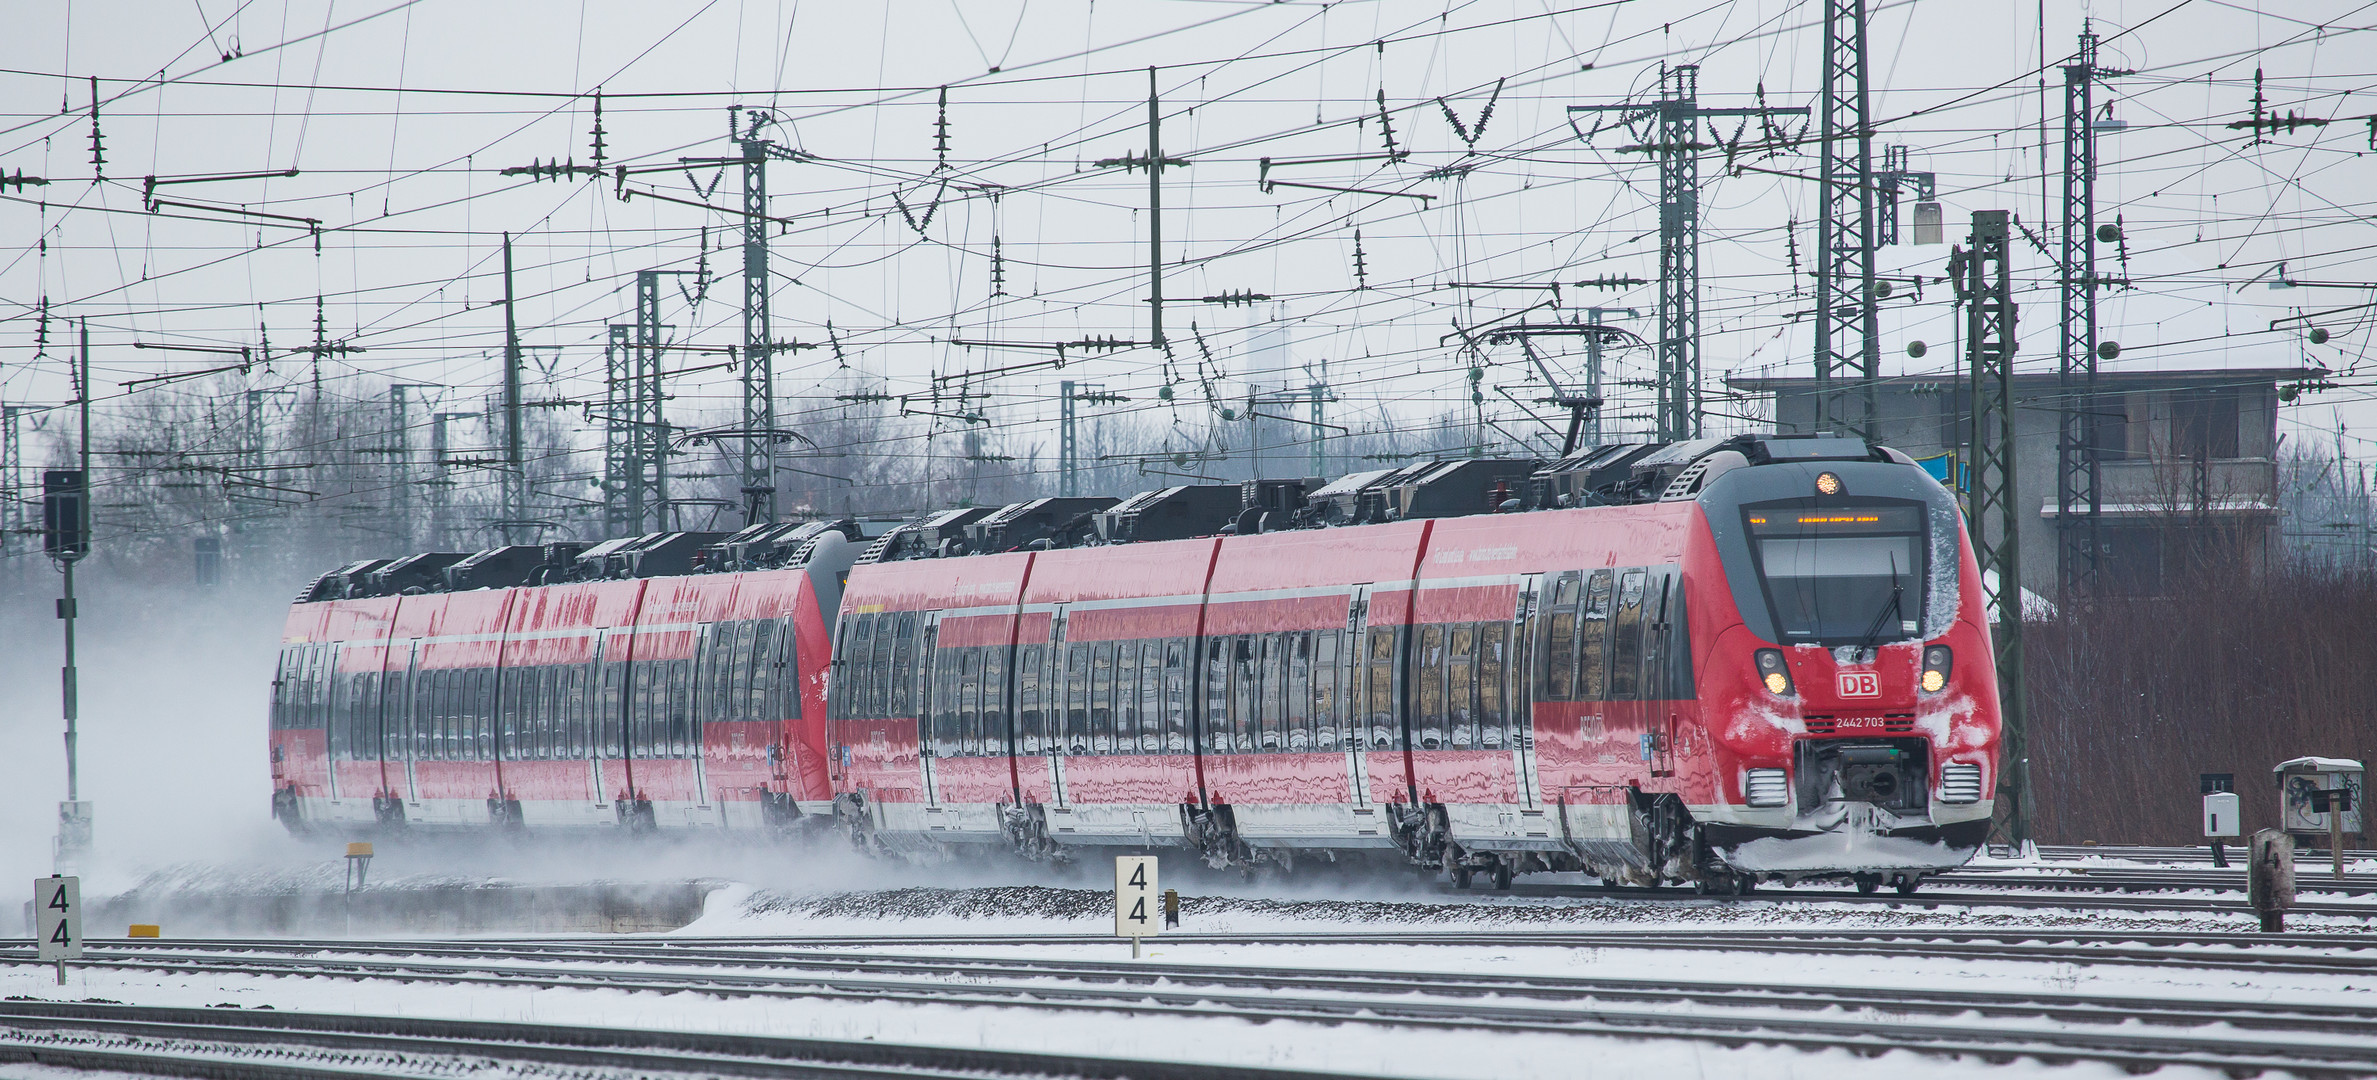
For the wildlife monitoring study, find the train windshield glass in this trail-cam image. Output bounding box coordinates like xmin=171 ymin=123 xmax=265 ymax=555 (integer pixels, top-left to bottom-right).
xmin=1742 ymin=503 xmax=1927 ymax=645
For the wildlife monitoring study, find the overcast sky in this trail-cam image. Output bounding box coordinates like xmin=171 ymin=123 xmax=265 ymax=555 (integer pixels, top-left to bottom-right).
xmin=2 ymin=0 xmax=2372 ymax=471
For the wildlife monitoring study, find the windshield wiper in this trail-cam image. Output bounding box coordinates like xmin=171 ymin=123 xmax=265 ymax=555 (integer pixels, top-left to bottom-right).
xmin=1855 ymin=552 xmax=1907 ymax=650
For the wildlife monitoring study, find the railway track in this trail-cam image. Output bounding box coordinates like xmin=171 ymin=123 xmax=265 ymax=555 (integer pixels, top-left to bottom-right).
xmin=1465 ymin=878 xmax=2377 ymax=915
xmin=0 ymin=1000 xmax=1331 ymax=1080
xmin=6 ymin=934 xmax=2377 ymax=1076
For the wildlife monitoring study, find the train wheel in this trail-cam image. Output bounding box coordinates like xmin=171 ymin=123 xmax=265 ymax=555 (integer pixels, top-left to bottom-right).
xmin=1853 ymin=874 xmax=1881 ymax=895
xmin=1894 ymin=876 xmax=1922 ymax=897
xmin=1452 ymin=866 xmax=1473 ymax=889
xmin=1491 ymin=863 xmax=1514 ymax=891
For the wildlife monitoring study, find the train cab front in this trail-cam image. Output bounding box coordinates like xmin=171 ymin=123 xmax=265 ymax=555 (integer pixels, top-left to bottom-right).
xmin=1690 ymin=438 xmax=2000 ymax=888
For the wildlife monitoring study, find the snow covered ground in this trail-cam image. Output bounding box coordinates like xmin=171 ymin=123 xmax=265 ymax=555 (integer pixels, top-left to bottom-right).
xmin=4 ymin=842 xmax=2373 ymax=1079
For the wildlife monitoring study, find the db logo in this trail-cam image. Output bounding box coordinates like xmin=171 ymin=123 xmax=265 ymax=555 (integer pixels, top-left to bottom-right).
xmin=1836 ymin=671 xmax=1881 ymax=698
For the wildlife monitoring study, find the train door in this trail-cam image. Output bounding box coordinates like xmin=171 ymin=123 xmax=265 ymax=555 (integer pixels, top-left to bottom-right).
xmin=1645 ymin=571 xmax=1679 ymax=779
xmin=591 ymin=628 xmax=626 ymax=804
xmin=689 ymin=622 xmax=715 ymax=813
xmin=390 ymin=639 xmax=424 ymax=803
xmin=1045 ymin=604 xmax=1072 ymax=809
xmin=1512 ymin=575 xmax=1543 ymax=810
xmin=917 ymin=613 xmax=944 ymax=810
xmin=1343 ymin=586 xmax=1375 ymax=808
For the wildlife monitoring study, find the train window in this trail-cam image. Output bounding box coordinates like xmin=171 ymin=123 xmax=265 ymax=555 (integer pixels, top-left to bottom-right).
xmin=1193 ymin=638 xmax=1221 ymax=754
xmin=1064 ymin=643 xmax=1091 ymax=754
xmin=378 ymin=667 xmax=406 ymax=759
xmin=751 ymin=619 xmax=780 ymax=722
xmin=1017 ymin=645 xmax=1044 ymax=754
xmin=867 ymin=617 xmax=896 ymax=719
xmin=1134 ymin=642 xmax=1161 ymax=752
xmin=528 ymin=667 xmax=549 ymax=761
xmin=922 ymin=642 xmax=948 ymax=756
xmin=566 ymin=664 xmax=587 ymax=759
xmin=1286 ymin=632 xmax=1312 ymax=752
xmin=1643 ymin=568 xmax=1692 ymax=701
xmin=440 ymin=669 xmax=459 ymax=761
xmin=1447 ymin=624 xmax=1477 ymax=749
xmin=528 ymin=667 xmax=547 ymax=760
xmin=407 ymin=668 xmax=428 ymax=760
xmin=478 ymin=667 xmax=497 ymax=761
xmin=595 ymin=656 xmax=619 ymax=759
xmin=1312 ymin=630 xmax=1339 ymax=751
xmin=752 ymin=621 xmax=775 ymax=722
xmin=844 ymin=615 xmax=876 ymax=719
xmin=1639 ymin=571 xmax=1668 ymax=702
xmin=525 ymin=666 xmax=546 ymax=761
xmin=269 ymin=649 xmax=291 ymax=729
xmin=1112 ymin=642 xmax=1140 ymax=752
xmin=326 ymin=668 xmax=347 ymax=760
xmin=1478 ymin=622 xmax=1509 ymax=749
xmin=1087 ymin=642 xmax=1114 ymax=753
xmin=1236 ymin=632 xmax=1274 ymax=751
xmin=1578 ymin=570 xmax=1614 ymax=701
xmin=958 ymin=648 xmax=984 ymax=756
xmin=1415 ymin=624 xmax=1447 ymax=750
xmin=703 ymin=623 xmax=731 ymax=723
xmin=1364 ymin=625 xmax=1398 ymax=751
xmin=793 ymin=613 xmax=812 ymax=723
xmin=440 ymin=669 xmax=457 ymax=761
xmin=1163 ymin=639 xmax=1190 ymax=753
xmin=636 ymin=659 xmax=661 ymax=758
xmin=1259 ymin=635 xmax=1280 ymax=751
xmin=890 ymin=613 xmax=917 ymax=717
xmin=1543 ymin=571 xmax=1581 ymax=701
xmin=981 ymin=646 xmax=1008 ymax=754
xmin=446 ymin=669 xmax=466 ymax=761
xmin=669 ymin=659 xmax=694 ymax=758
xmin=1610 ymin=569 xmax=1647 ymax=699
xmin=492 ymin=670 xmax=513 ymax=762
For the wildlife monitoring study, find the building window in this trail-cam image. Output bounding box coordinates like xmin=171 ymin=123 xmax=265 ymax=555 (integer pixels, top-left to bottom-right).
xmin=2171 ymin=388 xmax=2239 ymax=460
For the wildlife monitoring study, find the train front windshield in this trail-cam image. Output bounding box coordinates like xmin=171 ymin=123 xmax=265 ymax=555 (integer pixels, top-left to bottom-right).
xmin=1743 ymin=503 xmax=1928 ymax=645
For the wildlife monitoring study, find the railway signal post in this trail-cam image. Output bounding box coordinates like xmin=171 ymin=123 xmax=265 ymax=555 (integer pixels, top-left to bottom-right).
xmin=1115 ymin=856 xmax=1158 ymax=958
xmin=34 ymin=875 xmax=82 ymax=985
xmin=46 ymin=320 xmax=95 ymax=873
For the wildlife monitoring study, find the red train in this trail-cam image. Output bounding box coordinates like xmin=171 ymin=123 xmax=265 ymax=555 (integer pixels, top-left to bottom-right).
xmin=271 ymin=434 xmax=1999 ymax=892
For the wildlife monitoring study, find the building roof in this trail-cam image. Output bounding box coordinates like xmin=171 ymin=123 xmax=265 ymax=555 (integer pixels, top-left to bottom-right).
xmin=1727 ymin=366 xmax=2325 ymax=392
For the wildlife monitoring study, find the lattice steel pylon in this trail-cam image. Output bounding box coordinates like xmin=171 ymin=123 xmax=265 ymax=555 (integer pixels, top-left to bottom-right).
xmin=634 ymin=273 xmax=672 ymax=533
xmin=0 ymin=401 xmax=24 ymax=566
xmin=681 ymin=111 xmax=811 ymax=528
xmin=739 ymin=131 xmax=775 ymax=526
xmin=2057 ymin=26 xmax=2117 ymax=602
xmin=601 ymin=322 xmax=639 ymax=537
xmin=1569 ymin=67 xmax=1803 ymax=442
xmin=1956 ymin=209 xmax=2029 ymax=847
xmin=1655 ymin=66 xmax=1701 ymax=441
xmin=1059 ymin=380 xmax=1081 ymax=498
xmin=1814 ymin=0 xmax=1882 ymax=438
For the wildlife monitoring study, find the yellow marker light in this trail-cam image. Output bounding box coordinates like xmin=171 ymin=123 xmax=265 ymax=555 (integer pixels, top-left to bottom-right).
xmin=1920 ymin=669 xmax=1947 ymax=693
xmin=127 ymin=924 xmax=161 ymax=938
xmin=1814 ymin=472 xmax=1843 ymax=495
xmin=1764 ymin=671 xmax=1791 ymax=695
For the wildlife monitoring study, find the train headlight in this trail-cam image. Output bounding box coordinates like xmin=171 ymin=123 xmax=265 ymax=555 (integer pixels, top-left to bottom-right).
xmin=1814 ymin=471 xmax=1843 ymax=496
xmin=1755 ymin=648 xmax=1794 ymax=696
xmin=1920 ymin=646 xmax=1952 ymax=694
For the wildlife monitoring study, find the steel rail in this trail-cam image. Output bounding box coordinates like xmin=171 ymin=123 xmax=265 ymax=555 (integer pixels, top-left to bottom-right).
xmin=3 ymin=949 xmax=2375 ymax=1076
xmin=1479 ymin=880 xmax=2377 ymax=913
xmin=0 ymin=1001 xmax=1349 ymax=1080
xmin=49 ymin=938 xmax=2377 ymax=1038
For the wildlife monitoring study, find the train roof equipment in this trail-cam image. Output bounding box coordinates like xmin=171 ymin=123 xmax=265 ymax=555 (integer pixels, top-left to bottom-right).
xmin=305 ymin=433 xmax=1929 ymax=597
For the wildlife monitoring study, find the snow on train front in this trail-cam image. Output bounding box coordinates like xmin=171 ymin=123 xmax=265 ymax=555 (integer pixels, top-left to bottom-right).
xmin=1686 ymin=438 xmax=2000 ymax=893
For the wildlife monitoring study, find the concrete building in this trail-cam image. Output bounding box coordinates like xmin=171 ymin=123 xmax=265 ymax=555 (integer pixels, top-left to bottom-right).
xmin=1729 ymin=367 xmax=2323 ymax=598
